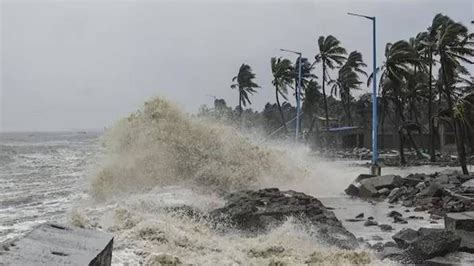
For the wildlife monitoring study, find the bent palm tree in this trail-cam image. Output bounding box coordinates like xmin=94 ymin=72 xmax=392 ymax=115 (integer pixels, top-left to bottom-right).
xmin=231 ymin=64 xmax=260 ymax=116
xmin=315 ymin=35 xmax=347 ymax=130
xmin=271 ymin=57 xmax=294 ymax=132
xmin=434 ymin=15 xmax=473 ymax=174
xmin=368 ymin=40 xmax=421 ymax=164
xmin=420 ymin=14 xmax=453 ymax=161
xmin=330 ymin=51 xmax=367 ymax=125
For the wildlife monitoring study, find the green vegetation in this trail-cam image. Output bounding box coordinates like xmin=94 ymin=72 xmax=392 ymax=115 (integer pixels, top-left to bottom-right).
xmin=199 ymin=13 xmax=473 ymax=173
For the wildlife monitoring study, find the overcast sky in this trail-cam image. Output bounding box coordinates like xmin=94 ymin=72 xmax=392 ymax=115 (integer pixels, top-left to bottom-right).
xmin=1 ymin=0 xmax=472 ymax=131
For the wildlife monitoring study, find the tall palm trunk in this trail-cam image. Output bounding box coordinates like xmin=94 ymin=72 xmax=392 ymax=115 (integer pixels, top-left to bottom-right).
xmin=238 ymin=89 xmax=242 ymax=117
xmin=395 ymin=96 xmax=423 ymax=161
xmin=275 ymin=86 xmax=287 ymax=132
xmin=321 ymin=61 xmax=330 ymax=130
xmin=454 ymin=119 xmax=469 ymax=174
xmin=428 ymin=51 xmax=436 ymax=162
xmin=341 ymin=92 xmax=353 ymax=126
xmin=379 ymin=99 xmax=386 ymax=150
xmin=441 ymin=63 xmax=469 ymax=174
xmin=399 ymin=128 xmax=407 ymax=165
xmin=345 ymin=99 xmax=353 ymax=126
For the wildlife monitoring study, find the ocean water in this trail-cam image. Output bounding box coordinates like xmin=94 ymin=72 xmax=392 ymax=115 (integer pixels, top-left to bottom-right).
xmin=0 ymin=98 xmax=459 ymax=265
xmin=0 ymin=131 xmax=101 ymax=242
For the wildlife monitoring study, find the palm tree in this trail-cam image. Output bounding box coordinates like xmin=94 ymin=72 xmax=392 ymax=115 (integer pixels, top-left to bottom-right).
xmin=368 ymin=40 xmax=421 ymax=164
xmin=315 ymin=35 xmax=347 ymax=130
xmin=330 ymin=51 xmax=367 ymax=125
xmin=231 ymin=64 xmax=259 ymax=116
xmin=302 ymin=79 xmax=322 ymax=133
xmin=434 ymin=15 xmax=473 ymax=174
xmin=271 ymin=57 xmax=294 ymax=131
xmin=420 ymin=14 xmax=453 ymax=161
xmin=407 ymin=35 xmax=430 ymax=124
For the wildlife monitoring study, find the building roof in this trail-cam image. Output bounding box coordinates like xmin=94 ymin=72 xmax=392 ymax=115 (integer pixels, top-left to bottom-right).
xmin=328 ymin=126 xmax=361 ymax=132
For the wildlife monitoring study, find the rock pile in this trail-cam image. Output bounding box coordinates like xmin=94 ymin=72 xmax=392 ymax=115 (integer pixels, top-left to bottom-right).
xmin=345 ymin=170 xmax=474 ymax=216
xmin=378 ymin=227 xmax=461 ymax=263
xmin=210 ymin=188 xmax=359 ymax=249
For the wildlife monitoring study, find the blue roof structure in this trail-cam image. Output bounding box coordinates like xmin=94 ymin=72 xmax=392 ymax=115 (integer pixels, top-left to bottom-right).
xmin=328 ymin=126 xmax=361 ymax=132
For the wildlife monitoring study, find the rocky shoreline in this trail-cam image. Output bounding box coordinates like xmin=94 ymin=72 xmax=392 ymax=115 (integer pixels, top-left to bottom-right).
xmin=344 ymin=170 xmax=474 ymax=263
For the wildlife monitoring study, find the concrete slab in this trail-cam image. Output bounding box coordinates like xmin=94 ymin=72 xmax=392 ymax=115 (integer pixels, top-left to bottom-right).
xmin=461 ymin=179 xmax=474 ymax=188
xmin=426 ymin=252 xmax=474 ymax=266
xmin=0 ymin=223 xmax=113 ymax=266
xmin=445 ymin=211 xmax=474 ymax=231
xmin=455 ymin=230 xmax=474 ymax=252
xmin=360 ymin=175 xmax=403 ymax=190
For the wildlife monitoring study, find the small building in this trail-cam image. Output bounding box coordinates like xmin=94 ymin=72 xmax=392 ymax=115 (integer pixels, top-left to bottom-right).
xmin=326 ymin=126 xmax=366 ymax=149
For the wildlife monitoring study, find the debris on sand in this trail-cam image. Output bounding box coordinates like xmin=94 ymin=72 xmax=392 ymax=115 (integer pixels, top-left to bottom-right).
xmin=345 ymin=170 xmax=474 ymax=216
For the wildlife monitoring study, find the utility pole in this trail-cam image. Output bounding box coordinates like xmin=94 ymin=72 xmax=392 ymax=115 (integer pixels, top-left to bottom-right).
xmin=348 ymin=12 xmax=381 ymax=175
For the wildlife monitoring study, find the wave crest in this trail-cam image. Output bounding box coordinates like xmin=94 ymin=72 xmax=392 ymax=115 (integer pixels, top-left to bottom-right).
xmin=91 ymin=97 xmax=303 ymax=199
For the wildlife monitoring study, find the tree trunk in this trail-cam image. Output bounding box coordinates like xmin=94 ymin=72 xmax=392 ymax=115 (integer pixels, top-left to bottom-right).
xmin=399 ymin=128 xmax=407 ymax=165
xmin=322 ymin=61 xmax=330 ymax=130
xmin=342 ymin=93 xmax=353 ymax=126
xmin=308 ymin=116 xmax=317 ymax=133
xmin=428 ymin=51 xmax=436 ymax=162
xmin=441 ymin=62 xmax=469 ymax=174
xmin=239 ymin=89 xmax=242 ymax=117
xmin=275 ymin=86 xmax=287 ymax=132
xmin=380 ymin=99 xmax=386 ymax=150
xmin=346 ymin=99 xmax=353 ymax=126
xmin=395 ymin=97 xmax=423 ymax=159
xmin=454 ymin=119 xmax=469 ymax=174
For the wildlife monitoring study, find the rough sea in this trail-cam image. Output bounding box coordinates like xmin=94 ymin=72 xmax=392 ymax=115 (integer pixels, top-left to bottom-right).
xmin=1 ymin=98 xmax=456 ymax=265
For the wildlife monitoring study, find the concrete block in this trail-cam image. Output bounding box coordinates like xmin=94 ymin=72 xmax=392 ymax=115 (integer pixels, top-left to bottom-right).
xmin=355 ymin=174 xmax=375 ymax=183
xmin=0 ymin=223 xmax=113 ymax=266
xmin=426 ymin=252 xmax=474 ymax=265
xmin=445 ymin=211 xmax=474 ymax=232
xmin=359 ymin=183 xmax=378 ymax=198
xmin=455 ymin=230 xmax=474 ymax=252
xmin=360 ymin=175 xmax=403 ymax=190
xmin=461 ymin=179 xmax=474 ymax=188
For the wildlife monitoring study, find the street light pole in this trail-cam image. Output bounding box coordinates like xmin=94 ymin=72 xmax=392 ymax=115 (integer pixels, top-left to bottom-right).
xmin=348 ymin=12 xmax=381 ymax=175
xmin=296 ymin=54 xmax=302 ymax=141
xmin=280 ymin=49 xmax=302 ymax=142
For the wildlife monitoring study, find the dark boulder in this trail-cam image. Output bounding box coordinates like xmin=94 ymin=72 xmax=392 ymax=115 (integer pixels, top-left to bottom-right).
xmin=393 ymin=215 xmax=408 ymax=224
xmin=209 ymin=188 xmax=358 ymax=249
xmin=388 ymin=210 xmax=402 ymax=218
xmin=344 ymin=184 xmax=359 ymax=197
xmin=364 ymin=220 xmax=378 ymax=226
xmin=378 ymin=246 xmax=404 ymax=261
xmin=408 ymin=228 xmax=461 ymax=261
xmin=418 ymin=183 xmax=444 ymax=198
xmin=379 ymin=224 xmax=394 ymax=231
xmin=392 ymin=228 xmax=418 ymax=248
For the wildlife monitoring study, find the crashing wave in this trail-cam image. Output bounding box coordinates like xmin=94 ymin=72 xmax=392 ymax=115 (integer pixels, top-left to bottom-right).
xmin=90 ymin=97 xmax=304 ymax=199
